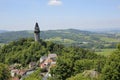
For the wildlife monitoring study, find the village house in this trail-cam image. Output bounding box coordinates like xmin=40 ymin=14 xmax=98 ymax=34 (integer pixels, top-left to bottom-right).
xmin=29 ymin=62 xmax=36 ymax=69
xmin=11 ymin=77 xmax=19 ymax=80
xmin=40 ymin=58 xmax=50 ymax=69
xmin=40 ymin=56 xmax=47 ymax=63
xmin=9 ymin=63 xmax=22 ymax=70
xmin=48 ymin=53 xmax=57 ymax=60
xmin=19 ymin=70 xmax=26 ymax=76
xmin=11 ymin=69 xmax=26 ymax=77
xmin=48 ymin=53 xmax=57 ymax=65
xmin=40 ymin=54 xmax=57 ymax=69
xmin=11 ymin=69 xmax=19 ymax=77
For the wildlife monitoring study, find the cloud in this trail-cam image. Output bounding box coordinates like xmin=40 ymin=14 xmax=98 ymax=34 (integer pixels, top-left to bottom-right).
xmin=48 ymin=0 xmax=62 ymax=6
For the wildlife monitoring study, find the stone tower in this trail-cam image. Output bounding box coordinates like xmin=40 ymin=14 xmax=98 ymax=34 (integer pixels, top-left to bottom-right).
xmin=34 ymin=22 xmax=40 ymax=42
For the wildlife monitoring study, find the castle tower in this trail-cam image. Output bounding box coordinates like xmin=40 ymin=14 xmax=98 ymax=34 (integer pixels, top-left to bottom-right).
xmin=34 ymin=22 xmax=40 ymax=42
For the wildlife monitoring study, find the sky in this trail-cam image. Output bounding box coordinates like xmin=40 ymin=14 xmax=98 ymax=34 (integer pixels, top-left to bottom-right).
xmin=0 ymin=0 xmax=120 ymax=31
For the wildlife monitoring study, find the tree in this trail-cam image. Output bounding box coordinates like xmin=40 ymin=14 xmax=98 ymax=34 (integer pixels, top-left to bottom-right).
xmin=74 ymin=59 xmax=94 ymax=74
xmin=23 ymin=68 xmax=42 ymax=80
xmin=50 ymin=57 xmax=74 ymax=80
xmin=49 ymin=47 xmax=102 ymax=80
xmin=67 ymin=73 xmax=90 ymax=80
xmin=0 ymin=63 xmax=10 ymax=80
xmin=101 ymin=48 xmax=120 ymax=80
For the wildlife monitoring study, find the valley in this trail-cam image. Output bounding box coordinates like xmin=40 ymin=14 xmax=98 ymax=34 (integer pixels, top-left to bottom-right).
xmin=0 ymin=29 xmax=120 ymax=49
xmin=0 ymin=29 xmax=120 ymax=80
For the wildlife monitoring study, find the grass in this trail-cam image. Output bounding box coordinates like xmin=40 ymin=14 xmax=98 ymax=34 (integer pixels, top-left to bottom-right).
xmin=45 ymin=37 xmax=75 ymax=43
xmin=0 ymin=43 xmax=5 ymax=47
xmin=100 ymin=37 xmax=119 ymax=42
xmin=95 ymin=49 xmax=116 ymax=56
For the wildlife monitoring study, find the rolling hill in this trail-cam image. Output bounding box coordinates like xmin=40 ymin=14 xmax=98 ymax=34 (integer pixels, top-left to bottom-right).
xmin=0 ymin=29 xmax=120 ymax=49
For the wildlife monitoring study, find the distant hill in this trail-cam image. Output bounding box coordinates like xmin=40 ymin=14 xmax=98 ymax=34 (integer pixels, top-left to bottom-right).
xmin=0 ymin=29 xmax=93 ymax=43
xmin=0 ymin=31 xmax=33 ymax=43
xmin=0 ymin=30 xmax=8 ymax=33
xmin=0 ymin=29 xmax=120 ymax=49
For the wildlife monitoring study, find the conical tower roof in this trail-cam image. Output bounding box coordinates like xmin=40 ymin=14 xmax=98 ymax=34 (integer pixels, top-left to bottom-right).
xmin=34 ymin=22 xmax=40 ymax=33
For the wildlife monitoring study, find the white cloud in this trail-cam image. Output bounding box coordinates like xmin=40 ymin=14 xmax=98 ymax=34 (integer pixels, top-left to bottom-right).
xmin=48 ymin=0 xmax=62 ymax=6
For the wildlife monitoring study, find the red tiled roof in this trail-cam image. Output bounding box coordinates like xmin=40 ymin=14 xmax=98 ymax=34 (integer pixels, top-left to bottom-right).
xmin=12 ymin=77 xmax=19 ymax=80
xmin=19 ymin=70 xmax=26 ymax=76
xmin=48 ymin=54 xmax=57 ymax=58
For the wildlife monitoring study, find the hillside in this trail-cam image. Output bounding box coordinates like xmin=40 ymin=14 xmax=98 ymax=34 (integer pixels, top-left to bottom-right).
xmin=0 ymin=31 xmax=33 ymax=43
xmin=0 ymin=29 xmax=120 ymax=49
xmin=0 ymin=34 xmax=120 ymax=80
xmin=0 ymin=38 xmax=63 ymax=66
xmin=0 ymin=38 xmax=105 ymax=80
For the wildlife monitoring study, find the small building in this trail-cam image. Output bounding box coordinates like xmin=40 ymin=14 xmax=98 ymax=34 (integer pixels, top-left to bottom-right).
xmin=19 ymin=70 xmax=26 ymax=76
xmin=9 ymin=63 xmax=21 ymax=70
xmin=40 ymin=56 xmax=47 ymax=63
xmin=11 ymin=69 xmax=26 ymax=78
xmin=11 ymin=77 xmax=19 ymax=80
xmin=48 ymin=54 xmax=57 ymax=60
xmin=40 ymin=63 xmax=47 ymax=69
xmin=29 ymin=62 xmax=36 ymax=69
xmin=40 ymin=54 xmax=57 ymax=69
xmin=11 ymin=69 xmax=19 ymax=77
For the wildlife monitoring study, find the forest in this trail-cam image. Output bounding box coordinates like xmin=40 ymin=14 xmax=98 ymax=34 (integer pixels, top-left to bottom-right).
xmin=0 ymin=38 xmax=120 ymax=80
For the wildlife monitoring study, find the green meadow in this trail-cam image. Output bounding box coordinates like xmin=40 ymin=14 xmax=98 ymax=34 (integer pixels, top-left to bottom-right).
xmin=95 ymin=49 xmax=116 ymax=56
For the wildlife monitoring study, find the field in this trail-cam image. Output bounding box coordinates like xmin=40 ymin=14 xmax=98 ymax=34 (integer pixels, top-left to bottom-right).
xmin=0 ymin=43 xmax=4 ymax=47
xmin=95 ymin=49 xmax=116 ymax=56
xmin=100 ymin=37 xmax=120 ymax=42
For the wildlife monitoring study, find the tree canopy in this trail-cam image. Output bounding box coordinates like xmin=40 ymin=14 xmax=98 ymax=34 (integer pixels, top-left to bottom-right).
xmin=0 ymin=38 xmax=63 ymax=67
xmin=0 ymin=63 xmax=10 ymax=80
